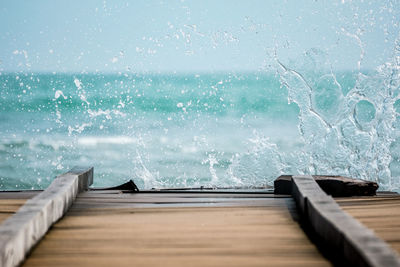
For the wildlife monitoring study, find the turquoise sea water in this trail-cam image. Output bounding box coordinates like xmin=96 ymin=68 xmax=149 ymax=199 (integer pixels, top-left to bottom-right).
xmin=1 ymin=68 xmax=400 ymax=191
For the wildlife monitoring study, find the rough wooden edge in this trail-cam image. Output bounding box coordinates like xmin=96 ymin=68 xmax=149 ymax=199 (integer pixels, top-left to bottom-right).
xmin=292 ymin=175 xmax=400 ymax=267
xmin=274 ymin=175 xmax=378 ymax=196
xmin=0 ymin=166 xmax=93 ymax=267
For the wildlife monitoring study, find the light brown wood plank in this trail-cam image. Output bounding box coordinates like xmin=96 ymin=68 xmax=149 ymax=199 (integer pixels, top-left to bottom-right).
xmin=23 ymin=193 xmax=331 ymax=267
xmin=0 ymin=199 xmax=29 ymax=224
xmin=0 ymin=191 xmax=39 ymax=223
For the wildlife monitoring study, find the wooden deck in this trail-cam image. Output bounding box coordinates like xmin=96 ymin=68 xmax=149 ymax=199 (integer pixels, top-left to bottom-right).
xmin=337 ymin=193 xmax=400 ymax=254
xmin=22 ymin=191 xmax=331 ymax=267
xmin=1 ymin=168 xmax=399 ymax=267
xmin=0 ymin=191 xmax=39 ymax=224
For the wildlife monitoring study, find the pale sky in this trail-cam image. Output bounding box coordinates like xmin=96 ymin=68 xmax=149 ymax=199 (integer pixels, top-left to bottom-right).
xmin=0 ymin=0 xmax=398 ymax=73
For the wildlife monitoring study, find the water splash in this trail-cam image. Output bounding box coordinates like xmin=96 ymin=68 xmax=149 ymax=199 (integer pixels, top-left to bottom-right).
xmin=273 ymin=34 xmax=400 ymax=190
xmin=229 ymin=130 xmax=287 ymax=187
xmin=131 ymin=137 xmax=160 ymax=189
xmin=68 ymin=123 xmax=92 ymax=135
xmin=202 ymin=153 xmax=219 ymax=187
xmin=74 ymin=78 xmax=90 ymax=106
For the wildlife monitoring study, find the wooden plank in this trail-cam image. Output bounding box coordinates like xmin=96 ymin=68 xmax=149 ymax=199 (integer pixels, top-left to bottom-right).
xmin=0 ymin=199 xmax=28 ymax=224
xmin=337 ymin=195 xmax=400 ymax=254
xmin=23 ymin=193 xmax=331 ymax=267
xmin=0 ymin=167 xmax=93 ymax=267
xmin=84 ymin=190 xmax=282 ymax=198
xmin=0 ymin=191 xmax=41 ymax=200
xmin=68 ymin=192 xmax=288 ymax=210
xmin=292 ymin=175 xmax=400 ymax=267
xmin=275 ymin=175 xmax=378 ymax=196
xmin=0 ymin=192 xmax=39 ymax=224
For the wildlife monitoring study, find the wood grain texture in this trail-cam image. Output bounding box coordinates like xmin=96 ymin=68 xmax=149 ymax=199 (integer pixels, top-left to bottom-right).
xmin=0 ymin=192 xmax=39 ymax=224
xmin=275 ymin=175 xmax=378 ymax=196
xmin=23 ymin=192 xmax=331 ymax=267
xmin=0 ymin=167 xmax=93 ymax=267
xmin=337 ymin=194 xmax=400 ymax=254
xmin=292 ymin=176 xmax=400 ymax=267
xmin=0 ymin=199 xmax=28 ymax=224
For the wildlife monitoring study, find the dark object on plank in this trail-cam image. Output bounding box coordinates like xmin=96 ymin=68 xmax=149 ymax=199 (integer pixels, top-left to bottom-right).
xmin=274 ymin=175 xmax=378 ymax=196
xmin=91 ymin=179 xmax=139 ymax=192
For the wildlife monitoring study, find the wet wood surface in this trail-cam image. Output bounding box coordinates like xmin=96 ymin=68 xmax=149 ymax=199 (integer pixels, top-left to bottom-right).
xmin=23 ymin=191 xmax=331 ymax=267
xmin=336 ymin=193 xmax=400 ymax=254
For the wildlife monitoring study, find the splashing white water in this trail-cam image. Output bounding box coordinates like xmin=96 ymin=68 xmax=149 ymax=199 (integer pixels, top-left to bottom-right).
xmin=68 ymin=123 xmax=92 ymax=135
xmin=54 ymin=90 xmax=67 ymax=100
xmin=229 ymin=130 xmax=287 ymax=187
xmin=202 ymin=153 xmax=219 ymax=186
xmin=272 ymin=36 xmax=400 ymax=190
xmin=74 ymin=78 xmax=90 ymax=105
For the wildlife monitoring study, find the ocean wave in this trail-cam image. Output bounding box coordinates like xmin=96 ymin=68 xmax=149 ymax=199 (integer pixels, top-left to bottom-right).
xmin=0 ymin=73 xmax=297 ymax=118
xmin=77 ymin=136 xmax=138 ymax=146
xmin=0 ymin=138 xmax=70 ymax=151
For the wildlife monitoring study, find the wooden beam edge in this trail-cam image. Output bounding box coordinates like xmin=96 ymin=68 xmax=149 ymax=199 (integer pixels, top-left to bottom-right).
xmin=292 ymin=175 xmax=400 ymax=267
xmin=0 ymin=166 xmax=93 ymax=267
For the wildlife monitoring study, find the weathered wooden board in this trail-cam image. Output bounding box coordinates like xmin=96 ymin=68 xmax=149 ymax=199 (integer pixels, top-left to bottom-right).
xmin=69 ymin=191 xmax=289 ymax=210
xmin=292 ymin=175 xmax=400 ymax=267
xmin=337 ymin=194 xmax=400 ymax=254
xmin=0 ymin=167 xmax=93 ymax=267
xmin=275 ymin=175 xmax=378 ymax=196
xmin=22 ymin=192 xmax=331 ymax=267
xmin=84 ymin=190 xmax=282 ymax=198
xmin=3 ymin=171 xmax=399 ymax=267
